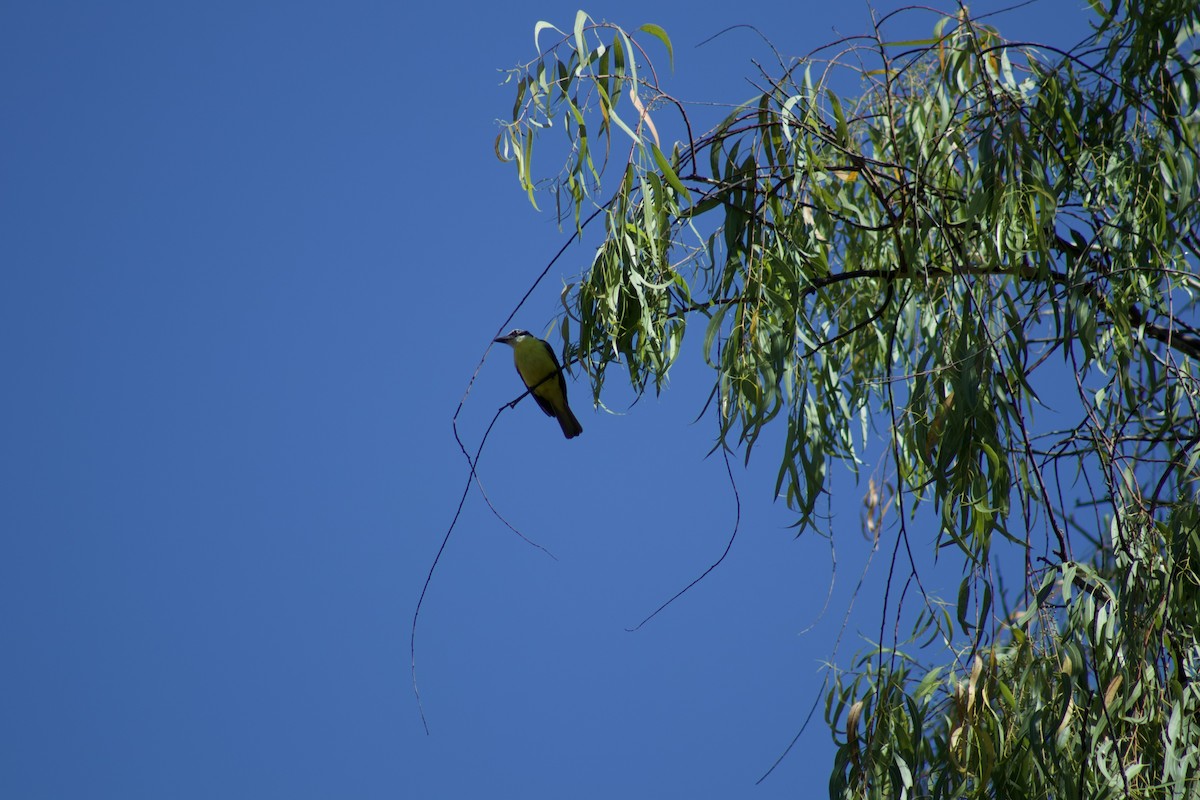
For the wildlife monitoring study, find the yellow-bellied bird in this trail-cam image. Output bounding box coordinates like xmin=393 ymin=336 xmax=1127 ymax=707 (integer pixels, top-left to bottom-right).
xmin=494 ymin=329 xmax=583 ymax=439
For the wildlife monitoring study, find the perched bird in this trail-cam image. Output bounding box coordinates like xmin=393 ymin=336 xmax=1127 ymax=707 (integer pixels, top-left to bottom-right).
xmin=494 ymin=329 xmax=583 ymax=439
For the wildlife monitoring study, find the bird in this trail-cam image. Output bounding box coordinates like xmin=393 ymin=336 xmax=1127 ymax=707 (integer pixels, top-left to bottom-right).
xmin=494 ymin=329 xmax=583 ymax=439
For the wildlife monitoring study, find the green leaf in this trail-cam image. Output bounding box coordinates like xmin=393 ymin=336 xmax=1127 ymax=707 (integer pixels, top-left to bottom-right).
xmin=638 ymin=23 xmax=673 ymax=70
xmin=893 ymin=753 xmax=914 ymax=789
xmin=533 ymin=20 xmax=564 ymax=52
xmin=651 ymin=142 xmax=691 ymax=207
xmin=957 ymin=577 xmax=972 ymax=634
xmin=826 ymin=90 xmax=849 ymax=146
xmin=881 ymin=37 xmax=939 ymax=47
xmin=572 ymin=10 xmax=589 ymax=63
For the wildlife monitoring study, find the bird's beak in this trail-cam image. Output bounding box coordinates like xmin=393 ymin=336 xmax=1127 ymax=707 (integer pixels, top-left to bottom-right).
xmin=493 ymin=336 xmax=508 ymax=344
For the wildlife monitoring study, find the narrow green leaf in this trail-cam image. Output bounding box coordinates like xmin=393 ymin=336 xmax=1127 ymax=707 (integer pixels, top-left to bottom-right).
xmin=978 ymin=583 xmax=992 ymax=636
xmin=607 ymin=105 xmax=641 ymax=145
xmin=893 ymin=754 xmax=914 ymax=788
xmin=826 ymin=90 xmax=848 ymax=146
xmin=522 ymin=132 xmax=538 ymax=209
xmin=957 ymin=577 xmax=972 ymax=633
xmin=638 ymin=23 xmax=673 ymax=69
xmin=533 ymin=20 xmax=564 ymax=52
xmin=651 ymin=142 xmax=690 ymax=207
xmin=881 ymin=37 xmax=939 ymax=47
xmin=610 ymin=31 xmax=625 ymax=80
xmin=780 ymin=94 xmax=805 ymax=142
xmin=572 ymin=10 xmax=589 ymax=62
xmin=618 ymin=28 xmax=639 ymax=84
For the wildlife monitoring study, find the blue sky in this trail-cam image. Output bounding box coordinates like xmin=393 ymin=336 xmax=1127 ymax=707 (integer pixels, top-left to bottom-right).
xmin=3 ymin=2 xmax=1092 ymax=797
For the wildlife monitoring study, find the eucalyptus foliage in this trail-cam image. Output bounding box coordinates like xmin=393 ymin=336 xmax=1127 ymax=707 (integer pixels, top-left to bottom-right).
xmin=498 ymin=2 xmax=1200 ymax=796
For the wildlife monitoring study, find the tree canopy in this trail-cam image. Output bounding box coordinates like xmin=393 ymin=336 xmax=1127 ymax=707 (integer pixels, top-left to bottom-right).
xmin=498 ymin=2 xmax=1200 ymax=796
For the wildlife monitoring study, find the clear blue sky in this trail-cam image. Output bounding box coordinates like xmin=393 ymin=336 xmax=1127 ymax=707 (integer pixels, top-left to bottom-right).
xmin=2 ymin=2 xmax=1091 ymax=797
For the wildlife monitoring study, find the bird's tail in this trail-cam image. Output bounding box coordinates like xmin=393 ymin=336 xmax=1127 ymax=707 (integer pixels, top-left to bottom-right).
xmin=557 ymin=407 xmax=583 ymax=439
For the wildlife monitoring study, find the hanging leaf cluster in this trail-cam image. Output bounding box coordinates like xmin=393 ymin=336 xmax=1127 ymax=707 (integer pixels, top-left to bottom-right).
xmin=499 ymin=3 xmax=1200 ymax=795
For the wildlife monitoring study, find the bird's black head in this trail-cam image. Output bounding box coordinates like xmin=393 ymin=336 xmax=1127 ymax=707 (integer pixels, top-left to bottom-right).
xmin=494 ymin=329 xmax=531 ymax=344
